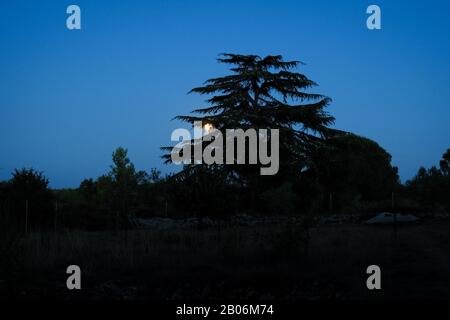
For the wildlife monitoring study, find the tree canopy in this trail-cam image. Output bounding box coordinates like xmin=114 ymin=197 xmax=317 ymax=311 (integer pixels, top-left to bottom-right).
xmin=163 ymin=54 xmax=338 ymax=190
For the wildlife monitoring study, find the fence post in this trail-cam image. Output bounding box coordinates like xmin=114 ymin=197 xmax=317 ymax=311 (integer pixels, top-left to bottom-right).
xmin=114 ymin=211 xmax=119 ymax=235
xmin=392 ymin=192 xmax=397 ymax=239
xmin=25 ymin=199 xmax=28 ymax=234
xmin=329 ymin=193 xmax=333 ymax=216
xmin=54 ymin=200 xmax=58 ymax=232
xmin=165 ymin=200 xmax=168 ymax=217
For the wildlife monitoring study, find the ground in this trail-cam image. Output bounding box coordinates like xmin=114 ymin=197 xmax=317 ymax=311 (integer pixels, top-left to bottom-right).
xmin=2 ymin=215 xmax=450 ymax=300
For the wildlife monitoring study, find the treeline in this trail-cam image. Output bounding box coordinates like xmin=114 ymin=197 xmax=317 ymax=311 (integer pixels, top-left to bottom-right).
xmin=404 ymin=148 xmax=450 ymax=213
xmin=1 ymin=54 xmax=449 ymax=231
xmin=1 ymin=143 xmax=449 ymax=231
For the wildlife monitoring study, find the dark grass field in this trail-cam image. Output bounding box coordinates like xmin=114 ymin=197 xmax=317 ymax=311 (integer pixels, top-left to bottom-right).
xmin=2 ymin=216 xmax=450 ymax=300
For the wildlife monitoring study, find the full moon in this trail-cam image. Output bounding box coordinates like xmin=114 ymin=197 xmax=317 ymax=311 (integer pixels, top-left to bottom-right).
xmin=203 ymin=123 xmax=214 ymax=133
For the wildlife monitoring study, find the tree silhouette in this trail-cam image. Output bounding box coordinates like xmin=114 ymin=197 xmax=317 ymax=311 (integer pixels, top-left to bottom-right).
xmin=440 ymin=148 xmax=450 ymax=176
xmin=162 ymin=54 xmax=337 ymax=209
xmin=405 ymin=148 xmax=450 ymax=212
xmin=109 ymin=147 xmax=138 ymax=224
xmin=8 ymin=168 xmax=53 ymax=229
xmin=313 ymin=133 xmax=400 ymax=213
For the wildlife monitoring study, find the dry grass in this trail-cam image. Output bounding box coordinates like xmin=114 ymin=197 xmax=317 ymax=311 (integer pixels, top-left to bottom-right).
xmin=2 ymin=218 xmax=450 ymax=300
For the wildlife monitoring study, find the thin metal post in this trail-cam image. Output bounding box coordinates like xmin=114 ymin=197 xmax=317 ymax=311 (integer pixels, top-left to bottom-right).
xmin=25 ymin=199 xmax=28 ymax=234
xmin=165 ymin=200 xmax=168 ymax=217
xmin=392 ymin=192 xmax=397 ymax=239
xmin=54 ymin=200 xmax=58 ymax=232
xmin=329 ymin=193 xmax=333 ymax=216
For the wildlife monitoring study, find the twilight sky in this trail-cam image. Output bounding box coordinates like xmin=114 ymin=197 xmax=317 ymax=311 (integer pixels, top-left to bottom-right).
xmin=1 ymin=0 xmax=449 ymax=188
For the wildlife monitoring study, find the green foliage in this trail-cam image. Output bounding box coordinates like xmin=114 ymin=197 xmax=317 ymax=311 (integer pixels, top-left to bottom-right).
xmin=9 ymin=168 xmax=51 ymax=202
xmin=109 ymin=147 xmax=138 ymax=221
xmin=163 ymin=53 xmax=338 ymax=212
xmin=163 ymin=165 xmax=241 ymax=217
xmin=406 ymin=149 xmax=450 ymax=212
xmin=440 ymin=148 xmax=450 ymax=176
xmin=164 ymin=53 xmax=335 ymax=171
xmin=78 ymin=148 xmax=160 ymax=226
xmin=79 ymin=178 xmax=96 ymax=204
xmin=261 ymin=182 xmax=296 ymax=215
xmin=4 ymin=168 xmax=54 ymax=230
xmin=3 ymin=54 xmax=445 ymax=230
xmin=312 ymin=133 xmax=400 ymax=213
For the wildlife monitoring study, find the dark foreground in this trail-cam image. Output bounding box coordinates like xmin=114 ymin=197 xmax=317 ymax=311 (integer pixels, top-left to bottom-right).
xmin=2 ymin=216 xmax=450 ymax=300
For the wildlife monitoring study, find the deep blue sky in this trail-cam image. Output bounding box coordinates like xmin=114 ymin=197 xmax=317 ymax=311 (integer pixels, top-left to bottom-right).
xmin=1 ymin=0 xmax=449 ymax=188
